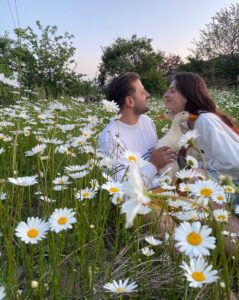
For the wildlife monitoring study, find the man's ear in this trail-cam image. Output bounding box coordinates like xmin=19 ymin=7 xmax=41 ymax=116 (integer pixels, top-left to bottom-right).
xmin=125 ymin=95 xmax=134 ymax=108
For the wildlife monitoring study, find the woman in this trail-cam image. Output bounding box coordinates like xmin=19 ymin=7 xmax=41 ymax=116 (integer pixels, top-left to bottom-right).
xmin=163 ymin=72 xmax=239 ymax=180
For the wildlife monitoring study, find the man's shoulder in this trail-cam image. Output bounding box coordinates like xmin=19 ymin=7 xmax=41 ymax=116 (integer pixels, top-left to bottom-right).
xmin=139 ymin=114 xmax=154 ymax=125
xmin=98 ymin=120 xmax=118 ymax=141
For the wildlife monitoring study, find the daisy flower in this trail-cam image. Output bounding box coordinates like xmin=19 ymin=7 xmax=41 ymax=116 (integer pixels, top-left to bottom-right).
xmin=68 ymin=171 xmax=89 ymax=179
xmin=71 ymin=136 xmax=87 ymax=147
xmin=175 ymin=169 xmax=198 ymax=181
xmin=15 ymin=217 xmax=49 ymax=244
xmin=101 ymin=99 xmax=120 ymax=113
xmin=111 ymin=194 xmax=124 ymax=205
xmin=103 ymin=278 xmax=137 ymax=294
xmin=90 ymin=179 xmax=100 ymax=191
xmin=53 ymin=185 xmax=68 ymax=191
xmin=76 ymin=188 xmax=96 ymax=201
xmin=145 ymin=236 xmax=162 ymax=246
xmin=178 ymin=130 xmax=200 ymax=148
xmin=189 ymin=179 xmax=221 ymax=201
xmin=57 ymin=124 xmax=75 ymax=132
xmin=39 ymin=195 xmax=56 ymax=203
xmin=181 ymin=257 xmax=218 ymax=288
xmin=101 ymin=181 xmax=125 ymax=196
xmin=121 ymin=166 xmax=151 ymax=228
xmin=25 ymin=144 xmax=46 ymax=156
xmin=81 ymin=127 xmax=93 ymax=139
xmin=174 ymin=221 xmax=216 ymax=257
xmin=64 ymin=164 xmax=88 ymax=172
xmin=163 ymin=191 xmax=184 ymax=208
xmin=52 ymin=176 xmax=70 ymax=185
xmin=39 ymin=137 xmax=63 ymax=145
xmin=178 ymin=182 xmax=190 ymax=193
xmin=211 ymin=190 xmax=227 ymax=204
xmin=186 ymin=155 xmax=199 ymax=168
xmin=141 ymin=247 xmax=155 ymax=256
xmin=213 ymin=209 xmax=229 ymax=223
xmin=121 ymin=150 xmax=148 ymax=168
xmin=48 ymin=208 xmax=77 ymax=233
xmin=0 ymin=286 xmax=5 ymax=300
xmin=8 ymin=175 xmax=38 ymax=187
xmin=173 ymin=210 xmax=199 ymax=221
xmin=222 ymin=185 xmax=235 ymax=193
xmin=0 ymin=192 xmax=6 ymax=200
xmin=160 ymin=183 xmax=176 ymax=191
xmin=49 ymin=102 xmax=67 ymax=111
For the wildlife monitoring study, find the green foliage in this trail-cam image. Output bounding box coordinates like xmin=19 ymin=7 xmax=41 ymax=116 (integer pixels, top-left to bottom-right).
xmin=0 ymin=21 xmax=99 ymax=100
xmin=177 ymin=54 xmax=239 ymax=87
xmin=192 ymin=3 xmax=239 ymax=59
xmin=13 ymin=21 xmax=76 ymax=98
xmin=98 ymin=34 xmax=167 ymax=95
xmin=180 ymin=3 xmax=239 ymax=87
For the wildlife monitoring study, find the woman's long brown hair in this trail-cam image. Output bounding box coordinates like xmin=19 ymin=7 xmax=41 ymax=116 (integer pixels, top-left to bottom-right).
xmin=173 ymin=72 xmax=239 ymax=135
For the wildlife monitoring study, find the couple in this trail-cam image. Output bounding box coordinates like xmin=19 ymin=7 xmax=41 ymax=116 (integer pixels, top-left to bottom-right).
xmin=98 ymin=71 xmax=239 ymax=188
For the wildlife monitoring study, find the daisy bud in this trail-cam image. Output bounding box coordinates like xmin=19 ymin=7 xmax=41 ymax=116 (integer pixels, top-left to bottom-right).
xmin=220 ymin=282 xmax=225 ymax=288
xmin=31 ymin=280 xmax=39 ymax=288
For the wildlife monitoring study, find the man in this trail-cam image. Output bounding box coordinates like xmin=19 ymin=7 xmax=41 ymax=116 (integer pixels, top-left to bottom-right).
xmin=98 ymin=72 xmax=177 ymax=188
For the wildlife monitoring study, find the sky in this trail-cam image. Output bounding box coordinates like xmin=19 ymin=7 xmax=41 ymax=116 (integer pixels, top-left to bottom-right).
xmin=1 ymin=0 xmax=238 ymax=80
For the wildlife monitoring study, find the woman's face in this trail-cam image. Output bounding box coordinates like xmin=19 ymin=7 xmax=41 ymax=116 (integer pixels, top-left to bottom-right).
xmin=163 ymin=80 xmax=187 ymax=113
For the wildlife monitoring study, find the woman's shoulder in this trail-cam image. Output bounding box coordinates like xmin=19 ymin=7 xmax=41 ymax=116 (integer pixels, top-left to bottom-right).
xmin=196 ymin=112 xmax=220 ymax=125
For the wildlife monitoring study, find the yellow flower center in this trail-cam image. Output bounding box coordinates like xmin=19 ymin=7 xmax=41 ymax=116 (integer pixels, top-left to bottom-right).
xmin=192 ymin=271 xmax=205 ymax=282
xmin=218 ymin=215 xmax=226 ymax=221
xmin=116 ymin=287 xmax=126 ymax=293
xmin=187 ymin=232 xmax=202 ymax=246
xmin=82 ymin=192 xmax=89 ymax=198
xmin=171 ymin=196 xmax=176 ymax=202
xmin=58 ymin=216 xmax=68 ymax=225
xmin=217 ymin=195 xmax=224 ymax=201
xmin=109 ymin=187 xmax=119 ymax=193
xmin=58 ymin=179 xmax=65 ymax=184
xmin=200 ymin=188 xmax=213 ymax=198
xmin=27 ymin=228 xmax=39 ymax=238
xmin=223 ymin=187 xmax=234 ymax=193
xmin=83 ymin=133 xmax=88 ymax=137
xmin=77 ymin=141 xmax=83 ymax=145
xmin=128 ymin=155 xmax=136 ymax=162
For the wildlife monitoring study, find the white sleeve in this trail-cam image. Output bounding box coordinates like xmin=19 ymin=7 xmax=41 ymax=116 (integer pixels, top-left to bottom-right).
xmin=98 ymin=131 xmax=158 ymax=189
xmin=196 ymin=117 xmax=239 ymax=178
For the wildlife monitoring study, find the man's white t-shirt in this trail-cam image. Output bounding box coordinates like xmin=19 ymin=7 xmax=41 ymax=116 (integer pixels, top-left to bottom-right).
xmin=98 ymin=115 xmax=158 ymax=188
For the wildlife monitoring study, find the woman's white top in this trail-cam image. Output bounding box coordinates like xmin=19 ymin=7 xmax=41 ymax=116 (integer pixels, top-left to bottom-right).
xmin=194 ymin=113 xmax=239 ymax=179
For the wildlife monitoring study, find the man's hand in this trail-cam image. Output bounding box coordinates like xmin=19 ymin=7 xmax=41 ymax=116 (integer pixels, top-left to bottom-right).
xmin=149 ymin=146 xmax=177 ymax=172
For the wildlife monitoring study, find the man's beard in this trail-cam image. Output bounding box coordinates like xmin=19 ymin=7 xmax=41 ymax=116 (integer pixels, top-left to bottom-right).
xmin=134 ymin=106 xmax=149 ymax=115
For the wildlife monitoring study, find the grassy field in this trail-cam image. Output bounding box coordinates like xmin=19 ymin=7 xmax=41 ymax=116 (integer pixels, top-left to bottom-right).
xmin=0 ymin=88 xmax=238 ymax=299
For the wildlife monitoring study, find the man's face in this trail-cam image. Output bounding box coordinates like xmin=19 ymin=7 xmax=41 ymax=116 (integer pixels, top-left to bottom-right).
xmin=130 ymin=79 xmax=150 ymax=115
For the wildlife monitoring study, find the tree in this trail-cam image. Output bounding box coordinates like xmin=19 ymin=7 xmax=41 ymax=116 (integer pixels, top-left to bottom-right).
xmin=159 ymin=52 xmax=183 ymax=81
xmin=98 ymin=34 xmax=166 ymax=95
xmin=192 ymin=3 xmax=239 ymax=59
xmin=0 ymin=34 xmax=16 ymax=78
xmin=14 ymin=21 xmax=76 ymax=98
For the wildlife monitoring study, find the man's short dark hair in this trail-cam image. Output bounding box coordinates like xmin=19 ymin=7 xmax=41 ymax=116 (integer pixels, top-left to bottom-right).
xmin=106 ymin=72 xmax=140 ymax=109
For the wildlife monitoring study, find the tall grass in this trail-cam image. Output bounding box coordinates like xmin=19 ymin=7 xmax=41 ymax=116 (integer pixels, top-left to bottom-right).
xmin=0 ymin=89 xmax=238 ymax=299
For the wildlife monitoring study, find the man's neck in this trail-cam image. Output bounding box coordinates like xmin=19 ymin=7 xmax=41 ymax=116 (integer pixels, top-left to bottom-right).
xmin=119 ymin=111 xmax=140 ymax=125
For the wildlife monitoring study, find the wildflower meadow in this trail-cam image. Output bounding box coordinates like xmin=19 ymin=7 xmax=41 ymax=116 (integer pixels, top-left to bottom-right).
xmin=0 ymin=88 xmax=238 ymax=299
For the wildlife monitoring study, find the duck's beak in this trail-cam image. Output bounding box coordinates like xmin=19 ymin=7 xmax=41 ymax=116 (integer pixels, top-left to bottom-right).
xmin=188 ymin=113 xmax=198 ymax=120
